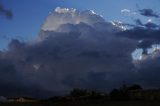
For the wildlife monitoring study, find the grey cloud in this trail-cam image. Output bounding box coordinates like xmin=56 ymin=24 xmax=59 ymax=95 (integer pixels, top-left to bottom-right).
xmin=117 ymin=26 xmax=160 ymax=52
xmin=134 ymin=19 xmax=143 ymax=26
xmin=132 ymin=18 xmax=159 ymax=29
xmin=134 ymin=50 xmax=160 ymax=88
xmin=139 ymin=9 xmax=159 ymax=18
xmin=0 ymin=3 xmax=13 ymax=19
xmin=144 ymin=22 xmax=159 ymax=29
xmin=118 ymin=27 xmax=160 ymax=42
xmin=137 ymin=40 xmax=154 ymax=49
xmin=0 ymin=20 xmax=137 ymax=98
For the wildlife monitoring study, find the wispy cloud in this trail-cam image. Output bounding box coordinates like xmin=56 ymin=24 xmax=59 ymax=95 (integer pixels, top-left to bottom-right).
xmin=121 ymin=8 xmax=137 ymax=16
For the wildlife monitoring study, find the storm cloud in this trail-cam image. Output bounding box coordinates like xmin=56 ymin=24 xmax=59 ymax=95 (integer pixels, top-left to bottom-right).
xmin=0 ymin=7 xmax=160 ymax=98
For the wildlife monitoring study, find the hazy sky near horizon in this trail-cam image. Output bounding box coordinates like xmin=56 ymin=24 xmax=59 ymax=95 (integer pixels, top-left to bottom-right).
xmin=0 ymin=0 xmax=160 ymax=49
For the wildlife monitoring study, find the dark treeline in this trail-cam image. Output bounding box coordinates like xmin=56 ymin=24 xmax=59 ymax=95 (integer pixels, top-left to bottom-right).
xmin=46 ymin=84 xmax=160 ymax=102
xmin=2 ymin=84 xmax=160 ymax=103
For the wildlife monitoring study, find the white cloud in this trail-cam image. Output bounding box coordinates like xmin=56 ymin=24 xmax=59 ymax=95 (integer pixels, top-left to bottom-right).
xmin=41 ymin=7 xmax=105 ymax=32
xmin=55 ymin=7 xmax=76 ymax=14
xmin=121 ymin=8 xmax=137 ymax=16
xmin=121 ymin=9 xmax=131 ymax=13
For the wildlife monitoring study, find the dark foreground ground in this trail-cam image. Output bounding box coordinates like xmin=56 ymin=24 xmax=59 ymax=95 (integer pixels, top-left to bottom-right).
xmin=1 ymin=101 xmax=160 ymax=106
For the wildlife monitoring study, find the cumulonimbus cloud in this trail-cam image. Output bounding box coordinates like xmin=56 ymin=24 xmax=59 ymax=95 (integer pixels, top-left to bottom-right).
xmin=0 ymin=7 xmax=160 ymax=98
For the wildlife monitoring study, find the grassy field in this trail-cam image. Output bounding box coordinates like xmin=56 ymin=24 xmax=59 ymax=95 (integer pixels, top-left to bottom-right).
xmin=1 ymin=101 xmax=160 ymax=106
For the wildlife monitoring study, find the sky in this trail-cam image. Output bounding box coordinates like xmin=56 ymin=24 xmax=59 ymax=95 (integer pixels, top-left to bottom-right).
xmin=0 ymin=0 xmax=160 ymax=98
xmin=0 ymin=0 xmax=160 ymax=49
